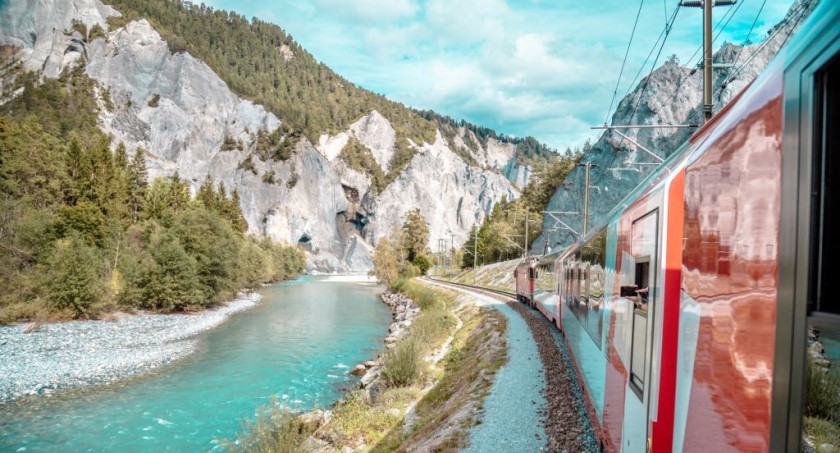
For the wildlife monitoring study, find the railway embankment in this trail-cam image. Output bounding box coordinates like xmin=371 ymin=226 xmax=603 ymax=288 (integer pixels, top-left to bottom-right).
xmin=427 ymin=278 xmax=599 ymax=451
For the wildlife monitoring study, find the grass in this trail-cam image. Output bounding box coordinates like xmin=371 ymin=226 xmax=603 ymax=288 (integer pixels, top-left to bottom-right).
xmin=804 ymin=359 xmax=840 ymax=451
xmin=381 ymin=337 xmax=422 ymax=387
xmin=372 ymin=303 xmax=508 ymax=452
xmin=806 ymin=360 xmax=840 ymax=423
xmin=220 ymin=396 xmax=316 ymax=453
xmin=804 ymin=416 xmax=840 ymax=452
xmin=444 ymin=259 xmax=519 ymax=293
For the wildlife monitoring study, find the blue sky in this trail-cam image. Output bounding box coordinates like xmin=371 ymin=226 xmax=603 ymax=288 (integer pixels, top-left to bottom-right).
xmin=202 ymin=0 xmax=792 ymax=150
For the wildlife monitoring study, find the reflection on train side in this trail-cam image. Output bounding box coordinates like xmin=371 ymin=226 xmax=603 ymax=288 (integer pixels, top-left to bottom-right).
xmin=559 ymin=230 xmax=607 ymax=349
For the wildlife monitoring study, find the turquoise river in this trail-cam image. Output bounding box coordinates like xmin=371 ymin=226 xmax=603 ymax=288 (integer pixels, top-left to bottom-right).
xmin=0 ymin=276 xmax=391 ymax=452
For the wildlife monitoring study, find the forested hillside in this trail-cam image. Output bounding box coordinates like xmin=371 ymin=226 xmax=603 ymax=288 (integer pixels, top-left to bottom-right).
xmin=0 ymin=65 xmax=304 ymax=323
xmin=105 ymin=0 xmax=555 ymax=168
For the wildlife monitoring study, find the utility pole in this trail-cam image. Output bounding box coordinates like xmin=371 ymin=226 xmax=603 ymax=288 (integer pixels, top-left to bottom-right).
xmin=680 ymin=0 xmax=737 ymax=124
xmin=577 ymin=162 xmax=598 ymax=237
xmin=473 ymin=227 xmax=478 ymax=284
xmin=524 ymin=211 xmax=529 ymax=260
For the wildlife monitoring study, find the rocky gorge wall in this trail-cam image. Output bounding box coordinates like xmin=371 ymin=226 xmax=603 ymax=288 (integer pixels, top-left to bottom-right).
xmin=0 ymin=0 xmax=525 ymax=272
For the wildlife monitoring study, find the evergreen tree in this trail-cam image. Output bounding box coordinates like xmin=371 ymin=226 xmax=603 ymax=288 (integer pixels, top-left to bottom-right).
xmin=127 ymin=148 xmax=148 ymax=222
xmin=44 ymin=233 xmax=103 ymax=317
xmin=225 ymin=188 xmax=248 ymax=233
xmin=196 ymin=174 xmax=218 ymax=211
xmin=401 ymin=208 xmax=429 ymax=262
xmin=143 ymin=234 xmax=202 ymax=311
xmin=168 ymin=172 xmax=191 ymax=213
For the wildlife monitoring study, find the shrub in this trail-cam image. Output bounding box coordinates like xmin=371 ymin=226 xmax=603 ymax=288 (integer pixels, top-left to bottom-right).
xmin=412 ymin=254 xmax=432 ymax=275
xmin=806 ymin=360 xmax=840 ymax=423
xmin=381 ymin=337 xmax=421 ymax=387
xmin=221 ymin=396 xmax=315 ymax=453
xmin=147 ymin=93 xmax=160 ymax=107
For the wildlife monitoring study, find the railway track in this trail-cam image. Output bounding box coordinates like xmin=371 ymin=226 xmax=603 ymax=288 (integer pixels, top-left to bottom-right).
xmin=423 ymin=277 xmax=516 ymax=300
xmin=421 ymin=275 xmax=598 ymax=451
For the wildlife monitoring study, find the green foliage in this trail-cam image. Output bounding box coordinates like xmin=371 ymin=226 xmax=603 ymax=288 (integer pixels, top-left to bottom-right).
xmin=221 ymin=135 xmax=242 ymax=152
xmin=371 ymin=236 xmax=400 ymax=286
xmin=221 ymin=396 xmax=316 ymax=453
xmin=140 ymin=234 xmax=203 ymax=311
xmin=69 ymin=19 xmax=88 ymax=40
xmin=0 ymin=67 xmax=304 ymax=321
xmin=459 ymin=148 xmax=581 ymax=267
xmin=804 ymin=416 xmax=840 ymax=453
xmin=88 ymin=23 xmax=106 ymax=41
xmin=237 ymin=155 xmax=258 ymax=175
xmin=339 ymin=137 xmax=386 ymax=192
xmin=806 ymin=360 xmax=840 ymax=423
xmin=43 ymin=233 xmax=102 ymax=317
xmin=412 ymin=255 xmax=432 ymax=275
xmin=401 ymin=208 xmax=429 ymax=262
xmin=382 ymin=337 xmax=422 ymax=387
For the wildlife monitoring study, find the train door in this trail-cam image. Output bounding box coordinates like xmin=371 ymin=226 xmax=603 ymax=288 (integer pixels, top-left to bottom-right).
xmin=622 ymin=209 xmax=659 ymax=453
xmin=775 ymin=10 xmax=840 ymax=451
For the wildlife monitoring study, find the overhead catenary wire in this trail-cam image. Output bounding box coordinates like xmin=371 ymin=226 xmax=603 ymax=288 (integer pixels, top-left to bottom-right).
xmin=714 ymin=0 xmax=815 ymax=101
xmin=604 ymin=0 xmax=646 ymax=125
xmin=594 ymin=3 xmax=681 ymax=188
xmin=646 ymin=0 xmax=744 ymax=115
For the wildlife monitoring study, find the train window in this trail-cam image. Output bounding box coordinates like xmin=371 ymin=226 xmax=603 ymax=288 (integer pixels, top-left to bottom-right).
xmin=809 ymin=53 xmax=840 ymax=317
xmin=800 ymin=50 xmax=840 ymax=452
xmin=629 ymin=210 xmax=659 ymax=399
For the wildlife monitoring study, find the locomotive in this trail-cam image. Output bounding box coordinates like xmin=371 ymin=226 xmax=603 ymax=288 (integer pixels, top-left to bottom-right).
xmin=514 ymin=2 xmax=840 ymax=451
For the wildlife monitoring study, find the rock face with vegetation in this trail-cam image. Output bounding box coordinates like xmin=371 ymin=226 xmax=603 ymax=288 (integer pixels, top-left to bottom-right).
xmin=531 ymin=0 xmax=819 ymax=252
xmin=1 ymin=0 xmax=554 ymax=272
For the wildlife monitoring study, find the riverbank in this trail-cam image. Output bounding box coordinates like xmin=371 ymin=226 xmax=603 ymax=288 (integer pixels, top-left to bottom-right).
xmin=0 ymin=293 xmax=260 ymax=404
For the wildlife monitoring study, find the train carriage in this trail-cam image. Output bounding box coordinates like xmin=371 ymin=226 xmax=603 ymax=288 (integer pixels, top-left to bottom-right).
xmin=515 ymin=2 xmax=840 ymax=451
xmin=514 ymin=258 xmax=538 ymax=306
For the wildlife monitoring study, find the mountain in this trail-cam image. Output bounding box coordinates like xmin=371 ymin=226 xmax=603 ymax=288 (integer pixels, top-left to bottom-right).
xmin=0 ymin=0 xmax=553 ymax=272
xmin=531 ymin=0 xmax=817 ymax=253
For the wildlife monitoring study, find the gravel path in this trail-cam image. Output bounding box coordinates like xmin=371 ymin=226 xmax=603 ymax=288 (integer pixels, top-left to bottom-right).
xmin=422 ymin=280 xmax=547 ymax=452
xmin=427 ymin=279 xmax=599 ymax=452
xmin=463 ymin=292 xmax=548 ymax=452
xmin=0 ymin=293 xmax=260 ymax=404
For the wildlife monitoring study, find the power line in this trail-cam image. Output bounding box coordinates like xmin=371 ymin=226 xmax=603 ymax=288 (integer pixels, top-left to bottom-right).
xmin=604 ymin=0 xmax=646 ymax=125
xmin=594 ymin=4 xmax=681 ymax=188
xmin=715 ymin=0 xmax=815 ymax=101
xmin=646 ymin=0 xmax=743 ymax=115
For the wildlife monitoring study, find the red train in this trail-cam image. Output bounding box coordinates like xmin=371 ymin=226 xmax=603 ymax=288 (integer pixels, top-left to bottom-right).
xmin=514 ymin=2 xmax=840 ymax=451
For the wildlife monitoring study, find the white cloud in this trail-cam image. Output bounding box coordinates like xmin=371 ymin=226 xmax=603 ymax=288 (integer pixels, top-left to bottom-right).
xmin=314 ymin=0 xmax=419 ymax=23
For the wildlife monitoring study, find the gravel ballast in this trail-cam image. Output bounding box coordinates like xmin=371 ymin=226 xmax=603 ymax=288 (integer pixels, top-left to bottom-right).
xmin=0 ymin=293 xmax=261 ymax=404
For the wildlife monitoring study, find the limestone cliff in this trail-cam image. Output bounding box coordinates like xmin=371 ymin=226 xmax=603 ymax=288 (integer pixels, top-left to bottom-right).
xmin=0 ymin=0 xmax=521 ymax=272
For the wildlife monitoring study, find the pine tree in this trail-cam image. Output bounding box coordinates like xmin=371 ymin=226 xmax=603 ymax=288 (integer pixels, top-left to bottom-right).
xmin=168 ymin=172 xmax=191 ymax=213
xmin=401 ymin=208 xmax=429 ymax=262
xmin=225 ymin=188 xmax=248 ymax=233
xmin=196 ymin=174 xmax=218 ymax=211
xmin=143 ymin=235 xmax=202 ymax=311
xmin=44 ymin=233 xmax=103 ymax=317
xmin=127 ymin=148 xmax=148 ymax=222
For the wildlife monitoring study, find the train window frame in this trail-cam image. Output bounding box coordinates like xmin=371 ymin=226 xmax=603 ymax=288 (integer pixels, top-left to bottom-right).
xmin=774 ymin=13 xmax=840 ymax=453
xmin=628 ymin=209 xmax=659 ymax=401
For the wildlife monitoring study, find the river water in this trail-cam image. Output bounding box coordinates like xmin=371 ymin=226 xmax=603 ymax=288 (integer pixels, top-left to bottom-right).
xmin=0 ymin=276 xmax=391 ymax=452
